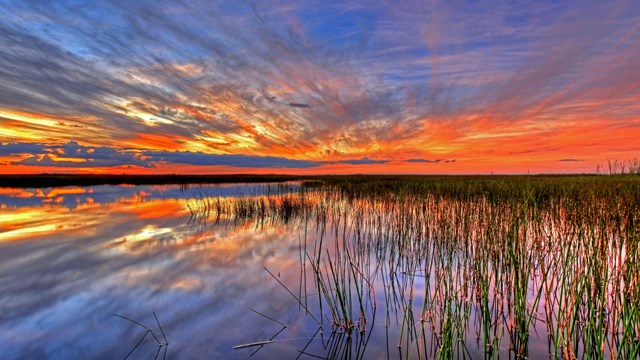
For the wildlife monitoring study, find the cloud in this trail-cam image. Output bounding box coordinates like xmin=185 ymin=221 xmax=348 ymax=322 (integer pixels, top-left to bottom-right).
xmin=0 ymin=142 xmax=45 ymax=156
xmin=16 ymin=153 xmax=147 ymax=168
xmin=405 ymin=158 xmax=456 ymax=163
xmin=559 ymin=158 xmax=584 ymax=162
xmin=8 ymin=142 xmax=151 ymax=168
xmin=339 ymin=157 xmax=389 ymax=165
xmin=146 ymin=151 xmax=319 ymax=168
xmin=4 ymin=142 xmax=321 ymax=169
xmin=288 ymin=102 xmax=310 ymax=108
xmin=2 ymin=141 xmax=394 ymax=169
xmin=0 ymin=1 xmax=639 ymax=173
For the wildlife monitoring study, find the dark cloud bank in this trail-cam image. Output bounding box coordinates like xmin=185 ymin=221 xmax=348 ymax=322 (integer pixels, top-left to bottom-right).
xmin=1 ymin=141 xmax=455 ymax=169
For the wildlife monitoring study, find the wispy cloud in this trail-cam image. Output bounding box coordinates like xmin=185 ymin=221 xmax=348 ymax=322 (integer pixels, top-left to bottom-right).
xmin=2 ymin=142 xmax=320 ymax=169
xmin=339 ymin=157 xmax=389 ymax=165
xmin=1 ymin=141 xmax=412 ymax=169
xmin=0 ymin=0 xmax=638 ymax=173
xmin=406 ymin=158 xmax=456 ymax=164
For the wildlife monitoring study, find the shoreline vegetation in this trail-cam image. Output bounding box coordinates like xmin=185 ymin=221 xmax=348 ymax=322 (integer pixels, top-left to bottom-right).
xmin=1 ymin=174 xmax=638 ymax=358
xmin=187 ymin=175 xmax=639 ymax=359
xmin=0 ymin=174 xmax=305 ymax=188
xmin=1 ymin=173 xmax=638 ymax=188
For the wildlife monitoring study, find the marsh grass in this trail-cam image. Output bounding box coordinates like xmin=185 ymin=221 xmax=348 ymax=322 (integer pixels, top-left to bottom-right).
xmin=212 ymin=176 xmax=639 ymax=359
xmin=186 ymin=183 xmax=308 ymax=228
xmin=114 ymin=312 xmax=169 ymax=360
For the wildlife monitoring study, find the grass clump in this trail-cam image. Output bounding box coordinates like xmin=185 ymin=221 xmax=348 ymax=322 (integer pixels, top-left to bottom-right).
xmin=218 ymin=175 xmax=639 ymax=359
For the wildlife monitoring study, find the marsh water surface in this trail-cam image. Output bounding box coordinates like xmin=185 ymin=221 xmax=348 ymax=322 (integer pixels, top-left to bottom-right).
xmin=0 ymin=183 xmax=323 ymax=359
xmin=1 ymin=178 xmax=638 ymax=359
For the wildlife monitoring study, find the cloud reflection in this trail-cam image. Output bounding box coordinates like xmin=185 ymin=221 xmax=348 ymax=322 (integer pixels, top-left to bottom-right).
xmin=0 ymin=184 xmax=314 ymax=359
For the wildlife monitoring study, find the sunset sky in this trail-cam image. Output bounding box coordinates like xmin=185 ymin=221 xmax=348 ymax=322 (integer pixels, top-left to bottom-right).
xmin=0 ymin=0 xmax=638 ymax=174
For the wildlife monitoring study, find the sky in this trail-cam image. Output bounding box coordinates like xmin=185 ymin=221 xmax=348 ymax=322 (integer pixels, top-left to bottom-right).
xmin=0 ymin=0 xmax=638 ymax=175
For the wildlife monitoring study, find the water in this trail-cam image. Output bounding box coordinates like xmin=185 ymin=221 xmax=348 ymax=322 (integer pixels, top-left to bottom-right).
xmin=0 ymin=183 xmax=323 ymax=359
xmin=1 ymin=181 xmax=635 ymax=359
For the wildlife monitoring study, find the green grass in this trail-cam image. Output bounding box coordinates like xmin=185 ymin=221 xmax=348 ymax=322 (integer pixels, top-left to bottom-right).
xmin=205 ymin=175 xmax=639 ymax=359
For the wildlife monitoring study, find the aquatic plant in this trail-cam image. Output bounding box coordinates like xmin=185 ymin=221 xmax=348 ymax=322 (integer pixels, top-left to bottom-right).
xmin=216 ymin=175 xmax=640 ymax=359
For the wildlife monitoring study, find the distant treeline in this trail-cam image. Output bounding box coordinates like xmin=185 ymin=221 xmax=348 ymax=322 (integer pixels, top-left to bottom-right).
xmin=1 ymin=173 xmax=637 ymax=188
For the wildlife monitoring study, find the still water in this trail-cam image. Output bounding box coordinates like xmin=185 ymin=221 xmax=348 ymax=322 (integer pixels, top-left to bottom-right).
xmin=0 ymin=183 xmax=340 ymax=359
xmin=1 ymin=181 xmax=632 ymax=359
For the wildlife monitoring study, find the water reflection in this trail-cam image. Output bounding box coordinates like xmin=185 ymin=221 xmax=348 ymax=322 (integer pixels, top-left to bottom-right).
xmin=1 ymin=181 xmax=637 ymax=359
xmin=0 ymin=182 xmax=300 ymax=210
xmin=0 ymin=183 xmax=315 ymax=359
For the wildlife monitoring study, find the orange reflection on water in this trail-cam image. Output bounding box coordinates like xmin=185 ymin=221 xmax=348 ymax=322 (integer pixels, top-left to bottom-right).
xmin=42 ymin=187 xmax=91 ymax=198
xmin=116 ymin=198 xmax=189 ymax=219
xmin=0 ymin=188 xmax=36 ymax=198
xmin=0 ymin=195 xmax=189 ymax=243
xmin=0 ymin=204 xmax=102 ymax=242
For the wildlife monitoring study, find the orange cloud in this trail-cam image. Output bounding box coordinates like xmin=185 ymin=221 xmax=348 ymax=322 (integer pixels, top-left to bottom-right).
xmin=125 ymin=133 xmax=190 ymax=151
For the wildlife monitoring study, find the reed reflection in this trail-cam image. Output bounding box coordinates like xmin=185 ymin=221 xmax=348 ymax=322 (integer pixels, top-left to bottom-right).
xmin=1 ymin=177 xmax=638 ymax=359
xmin=194 ymin=178 xmax=639 ymax=360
